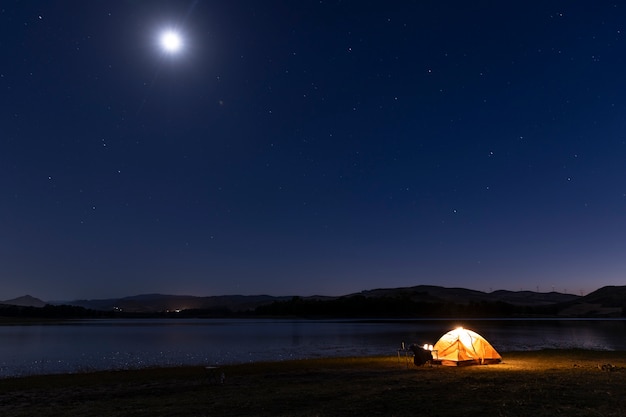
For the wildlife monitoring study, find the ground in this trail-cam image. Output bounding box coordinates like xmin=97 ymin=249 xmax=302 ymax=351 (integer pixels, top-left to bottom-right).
xmin=1 ymin=350 xmax=625 ymax=416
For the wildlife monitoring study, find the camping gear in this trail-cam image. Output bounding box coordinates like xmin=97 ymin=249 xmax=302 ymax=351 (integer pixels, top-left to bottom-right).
xmin=433 ymin=327 xmax=502 ymax=366
xmin=408 ymin=344 xmax=433 ymax=366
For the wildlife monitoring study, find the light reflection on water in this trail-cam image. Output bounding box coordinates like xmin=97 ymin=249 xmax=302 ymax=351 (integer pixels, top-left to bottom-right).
xmin=1 ymin=318 xmax=625 ymax=378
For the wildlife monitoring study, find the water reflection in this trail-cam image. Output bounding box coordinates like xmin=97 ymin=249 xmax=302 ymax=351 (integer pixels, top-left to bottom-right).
xmin=1 ymin=318 xmax=625 ymax=377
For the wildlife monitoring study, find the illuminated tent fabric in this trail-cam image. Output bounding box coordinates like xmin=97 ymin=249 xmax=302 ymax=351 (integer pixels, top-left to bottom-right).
xmin=433 ymin=327 xmax=502 ymax=366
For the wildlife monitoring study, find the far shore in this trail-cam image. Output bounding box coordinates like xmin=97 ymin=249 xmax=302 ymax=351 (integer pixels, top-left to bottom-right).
xmin=2 ymin=349 xmax=626 ymax=416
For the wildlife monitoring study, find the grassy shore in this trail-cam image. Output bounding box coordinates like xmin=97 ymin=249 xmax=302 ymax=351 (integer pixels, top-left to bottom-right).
xmin=1 ymin=350 xmax=626 ymax=416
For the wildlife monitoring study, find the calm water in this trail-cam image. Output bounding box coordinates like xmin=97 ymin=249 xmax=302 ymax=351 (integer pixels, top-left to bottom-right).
xmin=1 ymin=318 xmax=625 ymax=378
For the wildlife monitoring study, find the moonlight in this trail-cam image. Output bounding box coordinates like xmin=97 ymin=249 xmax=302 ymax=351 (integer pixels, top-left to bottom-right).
xmin=159 ymin=30 xmax=183 ymax=53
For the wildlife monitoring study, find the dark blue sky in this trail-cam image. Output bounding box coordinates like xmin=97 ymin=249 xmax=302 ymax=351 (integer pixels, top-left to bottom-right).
xmin=2 ymin=1 xmax=626 ymax=300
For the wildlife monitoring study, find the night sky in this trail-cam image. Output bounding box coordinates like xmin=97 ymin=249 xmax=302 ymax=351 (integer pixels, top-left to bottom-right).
xmin=3 ymin=1 xmax=626 ymax=301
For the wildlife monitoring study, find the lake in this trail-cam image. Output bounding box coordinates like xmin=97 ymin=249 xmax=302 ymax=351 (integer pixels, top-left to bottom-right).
xmin=1 ymin=318 xmax=625 ymax=378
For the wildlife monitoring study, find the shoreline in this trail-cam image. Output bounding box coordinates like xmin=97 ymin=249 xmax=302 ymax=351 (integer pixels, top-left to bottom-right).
xmin=2 ymin=349 xmax=626 ymax=416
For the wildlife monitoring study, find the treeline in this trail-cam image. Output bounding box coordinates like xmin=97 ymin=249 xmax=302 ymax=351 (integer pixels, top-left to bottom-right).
xmin=4 ymin=296 xmax=622 ymax=319
xmin=253 ymin=295 xmax=562 ymax=318
xmin=0 ymin=304 xmax=113 ymax=319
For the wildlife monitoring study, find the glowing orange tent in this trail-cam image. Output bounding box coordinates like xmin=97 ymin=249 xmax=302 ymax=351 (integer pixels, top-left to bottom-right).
xmin=432 ymin=327 xmax=502 ymax=366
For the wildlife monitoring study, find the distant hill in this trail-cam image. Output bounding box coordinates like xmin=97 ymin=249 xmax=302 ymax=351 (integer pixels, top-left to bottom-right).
xmin=354 ymin=285 xmax=579 ymax=306
xmin=62 ymin=293 xmax=293 ymax=313
xmin=352 ymin=285 xmax=626 ymax=317
xmin=575 ymin=285 xmax=626 ymax=307
xmin=354 ymin=285 xmax=626 ymax=317
xmin=489 ymin=290 xmax=578 ymax=306
xmin=554 ymin=285 xmax=626 ymax=317
xmin=9 ymin=285 xmax=625 ymax=318
xmin=55 ymin=285 xmax=586 ymax=314
xmin=1 ymin=295 xmax=47 ymax=308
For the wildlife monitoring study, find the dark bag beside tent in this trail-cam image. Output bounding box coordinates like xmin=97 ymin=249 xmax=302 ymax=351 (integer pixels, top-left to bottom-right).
xmin=408 ymin=344 xmax=433 ymax=366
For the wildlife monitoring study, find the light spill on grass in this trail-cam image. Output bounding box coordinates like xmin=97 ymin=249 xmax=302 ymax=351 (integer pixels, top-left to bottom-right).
xmin=1 ymin=350 xmax=626 ymax=416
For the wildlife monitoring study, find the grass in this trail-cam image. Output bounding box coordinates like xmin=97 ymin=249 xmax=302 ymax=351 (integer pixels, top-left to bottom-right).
xmin=1 ymin=350 xmax=626 ymax=416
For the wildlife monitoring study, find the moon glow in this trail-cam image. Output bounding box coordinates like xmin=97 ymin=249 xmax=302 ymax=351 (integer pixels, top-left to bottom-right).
xmin=160 ymin=30 xmax=183 ymax=53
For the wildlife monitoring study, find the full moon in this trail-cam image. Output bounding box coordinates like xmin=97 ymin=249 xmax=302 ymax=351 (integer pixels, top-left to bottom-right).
xmin=160 ymin=30 xmax=182 ymax=53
